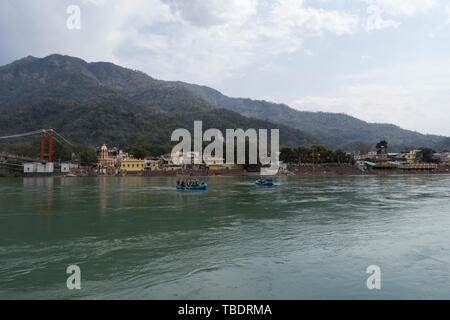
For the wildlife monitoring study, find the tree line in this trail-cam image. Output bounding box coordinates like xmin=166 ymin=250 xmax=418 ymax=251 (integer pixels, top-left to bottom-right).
xmin=280 ymin=145 xmax=353 ymax=164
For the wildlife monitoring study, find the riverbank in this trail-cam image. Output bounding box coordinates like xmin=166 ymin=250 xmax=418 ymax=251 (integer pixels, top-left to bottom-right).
xmin=3 ymin=164 xmax=449 ymax=178
xmin=283 ymin=163 xmax=450 ymax=175
xmin=136 ymin=164 xmax=450 ymax=176
xmin=282 ymin=164 xmax=365 ymax=175
xmin=115 ymin=164 xmax=366 ymax=177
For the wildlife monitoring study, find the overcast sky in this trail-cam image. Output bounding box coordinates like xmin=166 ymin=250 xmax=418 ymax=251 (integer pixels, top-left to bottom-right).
xmin=1 ymin=0 xmax=449 ymax=136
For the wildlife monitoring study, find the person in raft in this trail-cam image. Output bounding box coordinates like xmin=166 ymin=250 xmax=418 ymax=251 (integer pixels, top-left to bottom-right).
xmin=178 ymin=180 xmax=203 ymax=187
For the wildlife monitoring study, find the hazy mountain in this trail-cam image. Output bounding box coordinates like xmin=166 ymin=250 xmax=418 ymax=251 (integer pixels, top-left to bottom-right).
xmin=0 ymin=54 xmax=315 ymax=147
xmin=0 ymin=54 xmax=213 ymax=114
xmin=169 ymin=81 xmax=447 ymax=152
xmin=0 ymin=54 xmax=446 ymax=152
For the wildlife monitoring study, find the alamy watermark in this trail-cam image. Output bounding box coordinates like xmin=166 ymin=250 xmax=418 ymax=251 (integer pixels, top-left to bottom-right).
xmin=66 ymin=5 xmax=81 ymax=30
xmin=63 ymin=263 xmax=380 ymax=292
xmin=366 ymin=265 xmax=381 ymax=290
xmin=66 ymin=265 xmax=81 ymax=290
xmin=170 ymin=121 xmax=280 ymax=175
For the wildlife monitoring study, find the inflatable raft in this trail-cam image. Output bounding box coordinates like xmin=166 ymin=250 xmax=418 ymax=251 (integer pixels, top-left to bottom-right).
xmin=177 ymin=183 xmax=208 ymax=190
xmin=255 ymin=180 xmax=274 ymax=186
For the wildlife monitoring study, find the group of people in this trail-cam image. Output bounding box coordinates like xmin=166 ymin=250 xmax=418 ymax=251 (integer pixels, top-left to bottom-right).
xmin=257 ymin=178 xmax=273 ymax=183
xmin=177 ymin=180 xmax=204 ymax=187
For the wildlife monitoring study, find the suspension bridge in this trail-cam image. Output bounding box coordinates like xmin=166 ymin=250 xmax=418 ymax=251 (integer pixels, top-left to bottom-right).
xmin=0 ymin=129 xmax=74 ymax=173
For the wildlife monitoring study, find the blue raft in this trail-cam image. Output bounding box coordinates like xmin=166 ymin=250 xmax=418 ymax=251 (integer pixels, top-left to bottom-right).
xmin=255 ymin=180 xmax=274 ymax=186
xmin=177 ymin=183 xmax=208 ymax=190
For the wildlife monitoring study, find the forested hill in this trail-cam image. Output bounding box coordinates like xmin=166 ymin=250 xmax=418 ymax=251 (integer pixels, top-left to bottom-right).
xmin=0 ymin=54 xmax=447 ymax=151
xmin=0 ymin=54 xmax=213 ymax=114
xmin=0 ymin=98 xmax=315 ymax=148
xmin=169 ymin=81 xmax=448 ymax=152
xmin=0 ymin=54 xmax=315 ymax=147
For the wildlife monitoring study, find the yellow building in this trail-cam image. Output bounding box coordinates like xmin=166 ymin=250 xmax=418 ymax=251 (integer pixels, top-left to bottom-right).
xmin=120 ymin=158 xmax=146 ymax=172
xmin=204 ymin=157 xmax=243 ymax=170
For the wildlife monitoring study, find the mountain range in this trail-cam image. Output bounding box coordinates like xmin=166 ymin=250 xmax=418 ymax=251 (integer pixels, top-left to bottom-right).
xmin=0 ymin=54 xmax=448 ymax=152
xmin=169 ymin=81 xmax=447 ymax=151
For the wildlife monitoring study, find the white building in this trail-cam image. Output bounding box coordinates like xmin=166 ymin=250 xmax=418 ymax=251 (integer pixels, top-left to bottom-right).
xmin=24 ymin=163 xmax=37 ymax=174
xmin=61 ymin=163 xmax=70 ymax=173
xmin=24 ymin=162 xmax=54 ymax=174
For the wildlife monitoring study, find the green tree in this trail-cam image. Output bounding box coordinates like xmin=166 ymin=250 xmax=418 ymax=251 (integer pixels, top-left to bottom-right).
xmin=148 ymin=144 xmax=171 ymax=157
xmin=280 ymin=147 xmax=296 ymax=163
xmin=418 ymin=147 xmax=436 ymax=163
xmin=309 ymin=144 xmax=328 ymax=163
xmin=376 ymin=140 xmax=388 ymax=153
xmin=333 ymin=149 xmax=350 ymax=164
xmin=74 ymin=144 xmax=97 ymax=166
xmin=52 ymin=140 xmax=72 ymax=162
xmin=129 ymin=136 xmax=150 ymax=159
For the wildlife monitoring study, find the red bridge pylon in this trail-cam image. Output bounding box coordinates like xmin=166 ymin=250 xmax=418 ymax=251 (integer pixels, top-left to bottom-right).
xmin=40 ymin=129 xmax=53 ymax=163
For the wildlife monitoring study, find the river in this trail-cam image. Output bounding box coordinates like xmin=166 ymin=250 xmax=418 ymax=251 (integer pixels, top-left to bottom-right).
xmin=0 ymin=175 xmax=449 ymax=299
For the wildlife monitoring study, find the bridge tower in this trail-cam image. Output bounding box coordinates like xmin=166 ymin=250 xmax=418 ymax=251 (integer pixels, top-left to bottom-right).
xmin=40 ymin=129 xmax=54 ymax=163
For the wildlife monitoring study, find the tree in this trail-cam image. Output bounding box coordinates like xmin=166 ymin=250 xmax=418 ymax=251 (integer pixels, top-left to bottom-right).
xmin=52 ymin=140 xmax=72 ymax=162
xmin=309 ymin=144 xmax=328 ymax=163
xmin=129 ymin=136 xmax=150 ymax=159
xmin=148 ymin=144 xmax=171 ymax=157
xmin=74 ymin=144 xmax=97 ymax=166
xmin=333 ymin=149 xmax=350 ymax=164
xmin=280 ymin=147 xmax=296 ymax=163
xmin=376 ymin=140 xmax=388 ymax=153
xmin=280 ymin=145 xmax=354 ymax=164
xmin=418 ymin=147 xmax=436 ymax=163
xmin=294 ymin=146 xmax=308 ymax=163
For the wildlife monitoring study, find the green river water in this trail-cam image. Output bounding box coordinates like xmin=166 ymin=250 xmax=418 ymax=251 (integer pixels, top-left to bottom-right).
xmin=0 ymin=175 xmax=449 ymax=299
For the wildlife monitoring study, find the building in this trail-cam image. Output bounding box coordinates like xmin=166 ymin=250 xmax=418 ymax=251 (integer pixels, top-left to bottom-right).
xmin=203 ymin=156 xmax=242 ymax=170
xmin=24 ymin=162 xmax=54 ymax=174
xmin=377 ymin=148 xmax=388 ymax=162
xmin=361 ymin=151 xmax=377 ymax=160
xmin=145 ymin=159 xmax=161 ymax=171
xmin=406 ymin=149 xmax=422 ymax=163
xmin=433 ymin=152 xmax=450 ymax=164
xmin=61 ymin=163 xmax=70 ymax=173
xmin=24 ymin=163 xmax=36 ymax=174
xmin=391 ymin=153 xmax=407 ymax=162
xmin=120 ymin=158 xmax=146 ymax=172
xmin=169 ymin=151 xmax=203 ymax=169
xmin=97 ymin=144 xmax=116 ymax=168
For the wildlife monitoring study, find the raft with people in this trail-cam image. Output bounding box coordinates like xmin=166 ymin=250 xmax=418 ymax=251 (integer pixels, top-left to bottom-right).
xmin=255 ymin=179 xmax=274 ymax=186
xmin=176 ymin=180 xmax=208 ymax=190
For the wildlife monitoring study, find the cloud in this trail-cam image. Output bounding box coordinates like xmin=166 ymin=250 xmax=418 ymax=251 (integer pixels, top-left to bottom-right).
xmin=1 ymin=0 xmax=449 ymax=136
xmin=161 ymin=0 xmax=257 ymax=27
xmin=361 ymin=0 xmax=438 ymax=17
xmin=365 ymin=5 xmax=400 ymax=31
xmin=270 ymin=0 xmax=360 ymax=36
xmin=1 ymin=0 xmax=438 ymax=85
xmin=446 ymin=5 xmax=450 ymax=23
xmin=290 ymin=60 xmax=450 ymax=136
xmin=67 ymin=0 xmax=360 ymax=84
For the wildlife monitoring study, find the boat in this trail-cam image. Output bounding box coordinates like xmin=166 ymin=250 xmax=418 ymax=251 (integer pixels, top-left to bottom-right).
xmin=177 ymin=183 xmax=208 ymax=190
xmin=255 ymin=179 xmax=274 ymax=186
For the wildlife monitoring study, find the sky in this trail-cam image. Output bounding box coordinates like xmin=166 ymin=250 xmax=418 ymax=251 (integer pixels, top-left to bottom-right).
xmin=1 ymin=0 xmax=449 ymax=136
